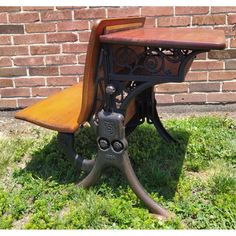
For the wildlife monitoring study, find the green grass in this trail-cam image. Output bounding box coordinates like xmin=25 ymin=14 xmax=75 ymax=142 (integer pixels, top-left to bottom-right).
xmin=0 ymin=115 xmax=235 ymax=229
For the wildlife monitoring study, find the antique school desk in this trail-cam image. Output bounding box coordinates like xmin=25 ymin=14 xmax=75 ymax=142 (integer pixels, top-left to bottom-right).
xmin=16 ymin=17 xmax=226 ymax=217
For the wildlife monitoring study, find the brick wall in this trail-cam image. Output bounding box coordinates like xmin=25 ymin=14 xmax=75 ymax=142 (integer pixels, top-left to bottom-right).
xmin=0 ymin=6 xmax=235 ymax=109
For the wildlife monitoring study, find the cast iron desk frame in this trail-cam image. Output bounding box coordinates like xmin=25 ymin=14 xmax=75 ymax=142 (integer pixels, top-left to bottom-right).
xmin=58 ymin=39 xmax=207 ymax=217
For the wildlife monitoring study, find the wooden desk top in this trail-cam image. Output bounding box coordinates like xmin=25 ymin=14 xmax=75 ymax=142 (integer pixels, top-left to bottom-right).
xmin=100 ymin=27 xmax=226 ymax=50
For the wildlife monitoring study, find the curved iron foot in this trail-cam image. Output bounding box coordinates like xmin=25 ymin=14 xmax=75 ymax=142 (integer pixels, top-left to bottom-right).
xmin=57 ymin=132 xmax=95 ymax=173
xmin=119 ymin=152 xmax=169 ymax=217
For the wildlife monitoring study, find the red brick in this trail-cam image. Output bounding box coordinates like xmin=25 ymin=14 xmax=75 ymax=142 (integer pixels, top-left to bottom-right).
xmin=195 ymin=53 xmax=207 ymax=60
xmin=74 ymin=8 xmax=106 ymax=19
xmin=1 ymin=88 xmax=30 ymax=98
xmin=57 ymin=21 xmax=89 ymax=31
xmin=174 ymin=94 xmax=206 ymax=104
xmin=0 ymin=25 xmax=24 ymax=34
xmin=211 ymin=7 xmax=236 ymax=13
xmin=157 ymin=16 xmax=191 ymax=27
xmin=32 ymin=87 xmax=61 ymax=97
xmin=155 ymin=83 xmax=188 ymax=93
xmin=79 ymin=31 xmax=90 ymax=42
xmin=214 ymin=26 xmax=235 ymax=37
xmin=155 ymin=94 xmax=174 ymax=104
xmin=0 ymin=36 xmax=11 ymax=45
xmin=41 ymin=10 xmax=72 ymax=21
xmin=189 ymin=82 xmax=220 ymax=93
xmin=0 ymin=79 xmax=13 ymax=88
xmin=9 ymin=13 xmax=39 ymax=23
xmin=191 ymin=61 xmax=224 ymax=71
xmin=0 ymin=13 xmax=7 ymax=23
xmin=60 ymin=65 xmax=84 ymax=75
xmin=25 ymin=23 xmax=56 ymax=33
xmin=56 ymin=6 xmax=85 ymax=10
xmin=208 ymin=50 xmax=236 ymax=59
xmin=46 ymin=76 xmax=77 ymax=86
xmin=0 ymin=68 xmax=27 ymax=77
xmin=15 ymin=77 xmax=45 ymax=87
xmin=207 ymin=93 xmax=236 ymax=103
xmin=0 ymin=46 xmax=28 ymax=56
xmin=78 ymin=54 xmax=87 ymax=64
xmin=107 ymin=7 xmax=139 ymax=18
xmin=14 ymin=57 xmax=44 ymax=66
xmin=0 ymin=7 xmax=21 ymax=12
xmin=22 ymin=6 xmax=54 ymax=11
xmin=47 ymin=33 xmax=77 ymax=43
xmin=185 ymin=72 xmax=208 ymax=81
xmin=62 ymin=43 xmax=88 ymax=53
xmin=175 ymin=7 xmax=209 ymax=15
xmin=143 ymin=17 xmax=156 ymax=28
xmin=209 ymin=71 xmax=236 ymax=81
xmin=13 ymin=34 xmax=45 ymax=45
xmin=18 ymin=98 xmax=43 ymax=108
xmin=223 ymin=81 xmax=236 ymax=91
xmin=46 ymin=55 xmax=77 ymax=65
xmin=192 ymin=15 xmax=225 ymax=25
xmin=0 ymin=58 xmax=12 ymax=67
xmin=228 ymin=14 xmax=236 ymax=24
xmin=30 ymin=45 xmax=60 ymax=55
xmin=0 ymin=99 xmax=17 ymax=108
xmin=225 ymin=60 xmax=236 ymax=70
xmin=231 ymin=38 xmax=236 ymax=48
xmin=29 ymin=67 xmax=59 ymax=76
xmin=141 ymin=7 xmax=173 ymax=17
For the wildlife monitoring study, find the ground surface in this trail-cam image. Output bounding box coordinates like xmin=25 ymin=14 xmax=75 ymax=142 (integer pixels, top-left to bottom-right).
xmin=0 ymin=106 xmax=235 ymax=229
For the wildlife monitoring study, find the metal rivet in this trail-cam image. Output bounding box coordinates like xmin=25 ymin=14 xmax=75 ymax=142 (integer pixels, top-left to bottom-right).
xmin=98 ymin=138 xmax=109 ymax=150
xmin=112 ymin=140 xmax=124 ymax=152
xmin=106 ymin=85 xmax=116 ymax=95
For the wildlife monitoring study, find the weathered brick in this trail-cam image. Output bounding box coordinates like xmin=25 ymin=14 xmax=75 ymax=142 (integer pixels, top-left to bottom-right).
xmin=141 ymin=7 xmax=173 ymax=16
xmin=46 ymin=76 xmax=77 ymax=86
xmin=62 ymin=43 xmax=88 ymax=53
xmin=13 ymin=34 xmax=45 ymax=45
xmin=0 ymin=7 xmax=21 ymax=12
xmin=30 ymin=45 xmax=60 ymax=55
xmin=29 ymin=67 xmax=59 ymax=76
xmin=192 ymin=15 xmax=226 ymax=25
xmin=14 ymin=57 xmax=44 ymax=66
xmin=223 ymin=81 xmax=236 ymax=91
xmin=157 ymin=16 xmax=191 ymax=27
xmin=107 ymin=7 xmax=139 ymax=18
xmin=189 ymin=82 xmax=220 ymax=93
xmin=1 ymin=88 xmax=30 ymax=98
xmin=0 ymin=79 xmax=13 ymax=88
xmin=185 ymin=72 xmax=208 ymax=81
xmin=41 ymin=10 xmax=72 ymax=21
xmin=0 ymin=36 xmax=11 ymax=45
xmin=207 ymin=93 xmax=236 ymax=103
xmin=0 ymin=46 xmax=28 ymax=56
xmin=0 ymin=58 xmax=12 ymax=67
xmin=191 ymin=61 xmax=224 ymax=71
xmin=209 ymin=71 xmax=236 ymax=81
xmin=225 ymin=60 xmax=236 ymax=70
xmin=47 ymin=33 xmax=77 ymax=43
xmin=9 ymin=13 xmax=39 ymax=23
xmin=56 ymin=6 xmax=85 ymax=10
xmin=195 ymin=53 xmax=207 ymax=60
xmin=32 ymin=87 xmax=61 ymax=97
xmin=231 ymin=38 xmax=236 ymax=48
xmin=208 ymin=50 xmax=236 ymax=59
xmin=0 ymin=13 xmax=7 ymax=23
xmin=46 ymin=55 xmax=77 ymax=65
xmin=0 ymin=68 xmax=27 ymax=77
xmin=22 ymin=6 xmax=54 ymax=11
xmin=155 ymin=83 xmax=188 ymax=93
xmin=214 ymin=26 xmax=235 ymax=37
xmin=15 ymin=77 xmax=45 ymax=87
xmin=228 ymin=14 xmax=236 ymax=24
xmin=143 ymin=17 xmax=156 ymax=28
xmin=74 ymin=8 xmax=106 ymax=19
xmin=79 ymin=31 xmax=90 ymax=42
xmin=175 ymin=7 xmax=209 ymax=15
xmin=174 ymin=94 xmax=206 ymax=104
xmin=211 ymin=7 xmax=236 ymax=13
xmin=78 ymin=54 xmax=87 ymax=64
xmin=0 ymin=25 xmax=24 ymax=34
xmin=155 ymin=94 xmax=174 ymax=104
xmin=0 ymin=99 xmax=17 ymax=108
xmin=57 ymin=21 xmax=89 ymax=31
xmin=25 ymin=23 xmax=56 ymax=33
xmin=60 ymin=65 xmax=84 ymax=75
xmin=18 ymin=98 xmax=43 ymax=108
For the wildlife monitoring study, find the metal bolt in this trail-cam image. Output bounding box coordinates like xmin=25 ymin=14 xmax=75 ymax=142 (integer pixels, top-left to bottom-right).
xmin=106 ymin=85 xmax=116 ymax=95
xmin=98 ymin=138 xmax=109 ymax=150
xmin=112 ymin=140 xmax=124 ymax=152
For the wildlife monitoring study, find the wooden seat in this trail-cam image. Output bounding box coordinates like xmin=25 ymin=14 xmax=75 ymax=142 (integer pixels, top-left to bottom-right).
xmin=15 ymin=17 xmax=145 ymax=133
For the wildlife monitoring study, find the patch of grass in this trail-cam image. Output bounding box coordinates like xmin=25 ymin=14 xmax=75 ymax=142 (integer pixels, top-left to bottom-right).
xmin=0 ymin=115 xmax=235 ymax=229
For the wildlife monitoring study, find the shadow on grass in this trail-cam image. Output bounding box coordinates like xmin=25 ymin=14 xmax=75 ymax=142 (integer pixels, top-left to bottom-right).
xmin=23 ymin=124 xmax=189 ymax=200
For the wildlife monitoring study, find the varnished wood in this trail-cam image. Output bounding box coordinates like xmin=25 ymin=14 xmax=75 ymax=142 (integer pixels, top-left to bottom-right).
xmin=15 ymin=17 xmax=145 ymax=133
xmin=100 ymin=27 xmax=226 ymax=50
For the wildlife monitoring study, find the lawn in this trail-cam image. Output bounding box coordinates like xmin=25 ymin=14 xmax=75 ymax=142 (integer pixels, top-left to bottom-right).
xmin=0 ymin=115 xmax=235 ymax=229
